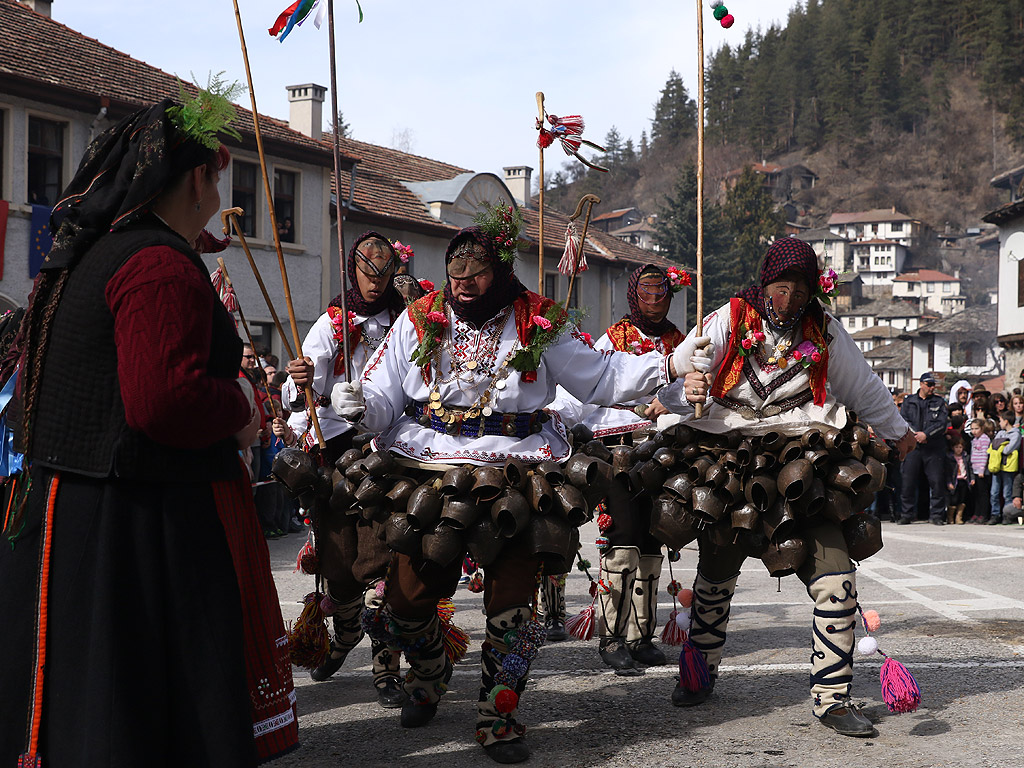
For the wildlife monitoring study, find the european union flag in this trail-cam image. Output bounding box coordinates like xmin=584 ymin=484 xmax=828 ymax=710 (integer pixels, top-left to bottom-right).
xmin=29 ymin=204 xmax=52 ymax=278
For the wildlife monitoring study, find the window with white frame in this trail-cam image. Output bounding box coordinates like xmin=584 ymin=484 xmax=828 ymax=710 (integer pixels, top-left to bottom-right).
xmin=942 ymin=282 xmax=951 ymax=293
xmin=926 ymin=282 xmax=935 ymax=293
xmin=27 ymin=116 xmax=65 ymax=206
xmin=891 ymin=222 xmax=903 ymax=232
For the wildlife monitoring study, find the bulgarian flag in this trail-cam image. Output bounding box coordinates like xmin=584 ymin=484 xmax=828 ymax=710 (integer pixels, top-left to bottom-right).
xmin=269 ymin=0 xmax=362 ymax=40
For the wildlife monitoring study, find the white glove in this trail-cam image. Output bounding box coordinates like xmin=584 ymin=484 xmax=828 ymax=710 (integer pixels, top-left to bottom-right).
xmin=690 ymin=343 xmax=716 ymax=373
xmin=330 ymin=381 xmax=365 ymax=421
xmin=671 ymin=335 xmax=712 ymax=376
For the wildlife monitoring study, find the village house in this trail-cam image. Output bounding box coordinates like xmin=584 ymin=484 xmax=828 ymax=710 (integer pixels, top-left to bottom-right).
xmin=721 ymin=162 xmax=818 ymax=203
xmin=828 ymin=208 xmax=924 ymax=249
xmin=899 ymin=305 xmax=1001 ymax=384
xmin=799 ymin=227 xmax=851 ymax=273
xmin=891 ymin=269 xmax=965 ymax=316
xmin=589 ymin=207 xmax=641 ymax=234
xmin=863 ymin=339 xmax=912 ymax=394
xmin=982 ymin=162 xmax=1024 ymax=390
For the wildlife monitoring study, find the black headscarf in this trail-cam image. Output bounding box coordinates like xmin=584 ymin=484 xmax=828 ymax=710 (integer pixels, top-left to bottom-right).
xmin=627 ymin=263 xmax=677 ymax=337
xmin=45 ymin=98 xmax=219 ymax=273
xmin=442 ymin=227 xmax=526 ymax=325
xmin=329 ymin=231 xmax=405 ymax=317
xmin=736 ymin=236 xmax=824 ymax=328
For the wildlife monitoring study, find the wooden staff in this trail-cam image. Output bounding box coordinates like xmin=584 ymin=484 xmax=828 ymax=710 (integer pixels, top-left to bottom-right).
xmin=221 ymin=207 xmax=295 ymax=361
xmin=326 ymin=0 xmax=353 ymax=383
xmin=565 ymin=193 xmax=600 ymax=308
xmin=217 ymin=256 xmax=279 ymax=420
xmin=694 ymin=0 xmax=706 ymax=419
xmin=231 ymin=0 xmax=326 ymax=449
xmin=536 ymin=91 xmax=546 ymax=296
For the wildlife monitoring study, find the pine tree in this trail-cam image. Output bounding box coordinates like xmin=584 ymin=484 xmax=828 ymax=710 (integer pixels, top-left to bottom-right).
xmin=653 ymin=165 xmax=728 ymax=275
xmin=650 ymin=70 xmax=698 ymax=150
xmin=864 ymin=26 xmax=901 ymax=126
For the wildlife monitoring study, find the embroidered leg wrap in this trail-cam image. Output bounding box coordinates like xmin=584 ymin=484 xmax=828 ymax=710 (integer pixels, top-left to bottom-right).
xmin=365 ymin=581 xmax=401 ymax=689
xmin=627 ymin=554 xmax=664 ymax=647
xmin=808 ymin=570 xmax=858 ymax=718
xmin=328 ymin=593 xmax=366 ymax=659
xmin=476 ymin=606 xmax=533 ymax=747
xmin=688 ymin=570 xmax=739 ymax=680
xmin=539 ymin=574 xmax=566 ymax=625
xmin=598 ymin=546 xmax=639 ymax=644
xmin=390 ymin=612 xmax=449 ymax=706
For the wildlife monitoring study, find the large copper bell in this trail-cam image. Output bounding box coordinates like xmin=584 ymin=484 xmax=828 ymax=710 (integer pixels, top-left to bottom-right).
xmin=761 ymin=537 xmax=809 ymax=577
xmin=761 ymin=498 xmax=797 ymax=541
xmin=361 ymin=450 xmax=397 ymax=478
xmin=821 ymin=486 xmax=854 ymax=524
xmin=553 ymin=484 xmax=588 ymax=526
xmin=334 ymin=448 xmax=365 ymax=472
xmin=822 ymin=427 xmax=852 ymax=458
xmin=344 ymin=461 xmax=368 ymax=484
xmin=867 ymin=438 xmax=892 ymax=463
xmin=720 ymin=450 xmax=741 ymax=472
xmin=422 ymin=523 xmax=465 ymax=567
xmin=804 ymin=448 xmax=830 ymax=473
xmin=406 ymin=485 xmax=443 ymax=531
xmin=681 ymin=443 xmax=702 ymax=462
xmin=653 ymin=447 xmax=678 ymax=469
xmin=636 ymin=460 xmax=669 ymax=495
xmin=491 ymin=487 xmax=531 ymax=538
xmin=440 ymin=494 xmax=482 ymax=530
xmin=778 ymin=440 xmax=804 ymax=464
xmin=752 ymin=452 xmax=777 ymax=472
xmin=691 ymin=486 xmax=728 ymax=524
xmin=760 ymin=430 xmax=784 ymax=452
xmin=735 ymin=440 xmax=754 ymax=467
xmin=777 ymin=458 xmax=814 ymax=501
xmin=842 ymin=512 xmax=883 ymax=561
xmin=847 ymin=423 xmax=870 ymax=450
xmin=610 ymin=446 xmax=637 ymax=483
xmin=705 ymin=519 xmax=734 ymax=548
xmin=825 ymin=459 xmax=872 ymax=494
xmin=722 ymin=471 xmax=744 ymax=505
xmin=736 ymin=527 xmax=770 ymax=558
xmin=315 ymin=466 xmax=334 ymax=499
xmin=536 ymin=461 xmax=565 ymax=486
xmin=470 ymin=466 xmax=506 ymax=504
xmin=526 ymin=474 xmax=555 ymax=514
xmin=271 ymin=447 xmax=317 ymax=493
xmin=862 ymin=456 xmax=887 ymax=495
xmin=465 ymin=517 xmax=505 ymax=566
xmin=687 ymin=456 xmax=715 ymax=484
xmin=582 ymin=439 xmax=613 ymax=463
xmin=663 ymin=422 xmax=694 ymax=447
xmin=383 ymin=478 xmax=417 ymax=515
xmin=800 ymin=428 xmax=823 ymax=450
xmin=704 ymin=462 xmax=729 ymax=490
xmin=360 ymin=505 xmax=389 ymax=524
xmin=663 ymin=473 xmax=696 ymax=505
xmin=564 ymin=454 xmax=612 ymax=492
xmin=528 ymin=513 xmax=576 ymax=569
xmin=385 ymin=513 xmax=422 ymax=556
xmin=851 ymin=488 xmax=876 ymax=513
xmin=503 ymin=457 xmax=529 ymax=491
xmin=570 ymin=423 xmax=595 ymax=445
xmin=649 ymin=495 xmax=699 ymax=549
xmin=745 ymin=473 xmax=778 ymax=511
xmin=329 ymin=476 xmax=356 ymax=514
xmin=633 ymin=439 xmax=658 ymax=462
xmin=440 ymin=465 xmax=475 ymax=496
xmin=791 ymin=477 xmax=826 ymax=517
xmin=354 ymin=475 xmax=387 ymax=506
xmin=731 ymin=503 xmax=760 ymax=531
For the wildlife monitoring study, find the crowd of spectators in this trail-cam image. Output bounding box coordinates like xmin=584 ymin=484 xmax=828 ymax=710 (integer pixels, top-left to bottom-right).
xmin=873 ymin=374 xmax=1024 ymax=527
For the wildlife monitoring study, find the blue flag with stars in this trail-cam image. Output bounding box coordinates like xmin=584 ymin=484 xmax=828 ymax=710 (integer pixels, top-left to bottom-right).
xmin=29 ymin=204 xmax=52 ymax=277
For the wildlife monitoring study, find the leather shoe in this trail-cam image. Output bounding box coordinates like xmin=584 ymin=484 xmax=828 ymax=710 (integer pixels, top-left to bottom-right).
xmin=400 ymin=699 xmax=439 ymax=728
xmin=896 ymin=518 xmax=912 ymax=525
xmin=818 ymin=705 xmax=875 ymax=737
xmin=988 ymin=516 xmax=1001 ymax=525
xmin=310 ymin=645 xmax=349 ymax=682
xmin=599 ymin=639 xmax=643 ymax=675
xmin=546 ymin=620 xmax=568 ymax=642
xmin=930 ymin=518 xmax=946 ymax=526
xmin=671 ymin=679 xmax=714 ymax=707
xmin=376 ymin=676 xmax=407 ymax=708
xmin=629 ymin=641 xmax=668 ymax=666
xmin=482 ymin=738 xmax=531 ymax=764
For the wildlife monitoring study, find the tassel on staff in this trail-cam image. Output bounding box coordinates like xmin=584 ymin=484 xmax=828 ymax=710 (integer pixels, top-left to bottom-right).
xmin=561 ymin=193 xmax=600 ymax=308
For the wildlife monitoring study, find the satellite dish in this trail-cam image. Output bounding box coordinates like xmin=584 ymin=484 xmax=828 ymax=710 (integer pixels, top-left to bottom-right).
xmin=1006 ymin=231 xmax=1024 ymax=262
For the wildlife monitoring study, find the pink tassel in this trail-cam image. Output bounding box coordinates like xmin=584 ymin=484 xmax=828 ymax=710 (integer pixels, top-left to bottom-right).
xmin=564 ymin=604 xmax=595 ymax=641
xmin=660 ymin=609 xmax=686 ymax=646
xmin=678 ymin=637 xmax=711 ymax=693
xmin=879 ymin=656 xmax=921 ymax=714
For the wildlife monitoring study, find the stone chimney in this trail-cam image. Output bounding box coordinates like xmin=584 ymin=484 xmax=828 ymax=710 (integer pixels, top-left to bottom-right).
xmin=286 ymin=83 xmax=326 ymax=140
xmin=20 ymin=0 xmax=52 ymax=16
xmin=503 ymin=166 xmax=533 ymax=208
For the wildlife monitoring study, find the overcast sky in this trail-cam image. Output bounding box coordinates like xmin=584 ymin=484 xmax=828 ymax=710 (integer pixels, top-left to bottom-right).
xmin=56 ymin=0 xmax=799 ymax=176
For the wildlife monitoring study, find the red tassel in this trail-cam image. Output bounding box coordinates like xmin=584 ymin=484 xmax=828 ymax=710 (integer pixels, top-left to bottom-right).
xmin=295 ymin=539 xmax=318 ymax=575
xmin=879 ymin=657 xmax=921 ymax=714
xmin=441 ymin=620 xmax=470 ymax=664
xmin=287 ymin=592 xmax=330 ymax=669
xmin=436 ymin=597 xmax=456 ymax=623
xmin=678 ymin=637 xmax=711 ymax=693
xmin=660 ymin=609 xmax=686 ymax=646
xmin=564 ymin=604 xmax=595 ymax=641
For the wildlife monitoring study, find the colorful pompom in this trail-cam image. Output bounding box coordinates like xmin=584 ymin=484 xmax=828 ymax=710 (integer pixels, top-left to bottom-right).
xmin=677 ymin=588 xmax=694 ymax=609
xmin=713 ymin=4 xmax=728 ymax=19
xmin=467 ymin=573 xmax=485 ymax=592
xmin=577 ymin=558 xmax=592 ymax=571
xmin=708 ymin=0 xmax=722 ymax=7
xmin=880 ymin=657 xmax=921 ymax=714
xmin=862 ymin=609 xmax=881 ymax=632
xmin=676 ymin=608 xmax=690 ymax=628
xmin=858 ymin=636 xmax=879 ymax=656
xmin=319 ymin=593 xmax=341 ymax=616
xmin=375 ymin=580 xmax=387 ymax=597
xmin=287 ymin=592 xmax=330 ymax=670
xmin=661 ymin=609 xmax=686 ymax=646
xmin=597 ymin=513 xmax=614 ymax=532
xmin=596 ymin=579 xmax=611 ymax=595
xmin=595 ymin=536 xmax=610 ymax=549
xmin=441 ymin=620 xmax=470 ymax=664
xmin=494 ymin=688 xmax=519 ymax=714
xmin=588 ymin=580 xmax=599 ymax=598
xmin=668 ymin=549 xmax=681 ymax=562
xmin=721 ymin=13 xmax=735 ymax=28
xmin=565 ymin=604 xmax=596 ymax=641
xmin=666 ymin=579 xmax=682 ymax=597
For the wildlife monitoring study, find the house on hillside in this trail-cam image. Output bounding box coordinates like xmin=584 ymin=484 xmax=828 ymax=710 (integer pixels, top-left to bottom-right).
xmin=891 ymin=269 xmax=965 ymax=316
xmin=828 ymin=208 xmax=923 ymax=249
xmin=848 ymin=239 xmax=906 ymax=287
xmin=863 ymin=339 xmax=912 ymax=394
xmin=982 ymin=168 xmax=1024 ymax=390
xmin=590 ymin=207 xmax=641 ymax=234
xmin=835 ymin=297 xmax=923 ymax=335
xmin=833 ymin=272 xmax=863 ymax=312
xmin=721 ymin=162 xmax=818 ymax=202
xmin=610 ymin=218 xmax=660 ymax=252
xmin=900 ymin=305 xmax=1001 ymax=384
xmin=0 ymin=0 xmax=345 ymax=359
xmin=798 ymin=227 xmax=851 ymax=273
xmin=850 ymin=324 xmax=901 ymax=354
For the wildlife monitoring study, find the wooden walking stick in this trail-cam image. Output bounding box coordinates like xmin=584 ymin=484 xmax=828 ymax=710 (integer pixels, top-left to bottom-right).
xmin=231 ymin=0 xmax=326 ymax=449
xmin=694 ymin=0 xmax=707 ymax=420
xmin=536 ymin=91 xmax=546 ymax=296
xmin=217 ymin=256 xmax=279 ymax=421
xmin=221 ymin=207 xmax=295 ymax=361
xmin=564 ymin=193 xmax=600 ymax=308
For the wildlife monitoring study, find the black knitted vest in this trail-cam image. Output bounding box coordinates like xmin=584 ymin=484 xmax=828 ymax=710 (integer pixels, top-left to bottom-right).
xmin=21 ymin=222 xmax=243 ymax=481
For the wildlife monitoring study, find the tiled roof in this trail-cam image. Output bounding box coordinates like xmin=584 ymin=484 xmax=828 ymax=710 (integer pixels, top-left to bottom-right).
xmin=851 ymin=325 xmax=900 ymax=340
xmin=892 ymin=269 xmax=958 ymax=282
xmin=610 ymin=221 xmax=657 ymax=235
xmin=798 ymin=227 xmax=848 ymax=242
xmin=852 ymin=239 xmax=903 ymax=246
xmin=982 ymin=199 xmax=1024 ymax=226
xmin=0 ymin=0 xmax=338 ymax=164
xmin=724 ymin=162 xmax=783 ymax=177
xmin=591 ymin=208 xmax=636 ymax=223
xmin=863 ymin=339 xmax=912 ymax=369
xmin=829 ymin=209 xmax=916 ymax=225
xmin=327 ymin=134 xmax=469 ymax=182
xmin=913 ymin=305 xmax=997 ymax=336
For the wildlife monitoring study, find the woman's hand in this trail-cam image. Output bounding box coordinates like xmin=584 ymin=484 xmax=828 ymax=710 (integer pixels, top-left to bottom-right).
xmin=683 ymin=370 xmax=711 ymax=405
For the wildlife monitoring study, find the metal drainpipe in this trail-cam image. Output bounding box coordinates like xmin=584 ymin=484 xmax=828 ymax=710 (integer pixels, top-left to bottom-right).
xmin=87 ymin=106 xmax=108 ymax=142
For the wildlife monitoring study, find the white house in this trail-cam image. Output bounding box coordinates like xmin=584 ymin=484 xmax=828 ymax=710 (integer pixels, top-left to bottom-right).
xmin=891 ymin=269 xmax=965 ymax=316
xmin=848 ymin=239 xmax=906 ymax=286
xmin=983 ymin=170 xmax=1024 ymax=389
xmin=835 ymin=297 xmax=924 ymax=335
xmin=828 ymin=208 xmax=923 ymax=248
xmin=901 ymin=305 xmax=1001 ymax=383
xmin=798 ymin=227 xmax=851 ymax=273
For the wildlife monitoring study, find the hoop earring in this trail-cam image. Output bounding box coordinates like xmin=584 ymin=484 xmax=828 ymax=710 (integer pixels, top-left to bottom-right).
xmin=195 ymin=202 xmax=202 ymax=211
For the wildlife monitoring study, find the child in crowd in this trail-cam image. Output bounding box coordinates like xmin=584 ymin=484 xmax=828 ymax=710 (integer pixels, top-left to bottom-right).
xmin=968 ymin=418 xmax=992 ymax=524
xmin=946 ymin=433 xmax=973 ymax=525
xmin=988 ymin=412 xmax=1021 ymax=525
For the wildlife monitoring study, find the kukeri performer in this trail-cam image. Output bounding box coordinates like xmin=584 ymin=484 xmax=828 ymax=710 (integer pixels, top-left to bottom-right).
xmin=548 ymin=263 xmax=689 ymax=673
xmin=658 ymin=237 xmax=916 ymax=737
xmin=282 ymin=232 xmax=414 ymax=707
xmin=328 ymin=204 xmax=685 ymax=764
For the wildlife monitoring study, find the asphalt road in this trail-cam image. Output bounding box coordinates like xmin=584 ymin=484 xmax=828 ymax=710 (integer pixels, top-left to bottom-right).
xmin=266 ymin=519 xmax=1024 ymax=768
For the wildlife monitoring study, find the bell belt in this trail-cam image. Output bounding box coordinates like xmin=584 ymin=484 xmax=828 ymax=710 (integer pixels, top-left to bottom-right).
xmin=712 ymin=390 xmax=814 ymax=420
xmin=406 ymin=402 xmax=550 ymax=439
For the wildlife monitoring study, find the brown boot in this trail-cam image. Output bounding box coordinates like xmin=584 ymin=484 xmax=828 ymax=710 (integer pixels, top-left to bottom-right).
xmin=955 ymin=504 xmax=965 ymax=525
xmin=946 ymin=506 xmax=955 ymax=525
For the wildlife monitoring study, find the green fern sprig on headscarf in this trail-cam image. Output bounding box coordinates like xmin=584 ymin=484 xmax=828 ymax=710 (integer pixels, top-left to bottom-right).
xmin=167 ymin=72 xmax=246 ymax=150
xmin=472 ymin=199 xmax=524 ymax=264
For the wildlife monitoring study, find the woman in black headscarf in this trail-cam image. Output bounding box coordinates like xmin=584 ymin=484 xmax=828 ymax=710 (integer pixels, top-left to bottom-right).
xmin=0 ymin=97 xmax=294 ymax=766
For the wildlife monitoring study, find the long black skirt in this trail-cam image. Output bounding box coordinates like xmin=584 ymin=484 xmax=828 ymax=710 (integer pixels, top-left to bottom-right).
xmin=0 ymin=467 xmax=257 ymax=768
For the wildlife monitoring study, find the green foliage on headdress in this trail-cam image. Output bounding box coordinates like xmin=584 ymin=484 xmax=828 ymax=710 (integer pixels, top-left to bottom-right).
xmin=472 ymin=199 xmax=524 ymax=264
xmin=167 ymin=72 xmax=246 ymax=150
